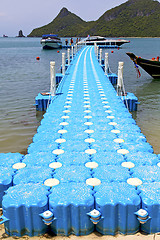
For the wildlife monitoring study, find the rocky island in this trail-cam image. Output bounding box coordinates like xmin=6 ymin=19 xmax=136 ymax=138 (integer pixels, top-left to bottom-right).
xmin=17 ymin=30 xmax=25 ymax=37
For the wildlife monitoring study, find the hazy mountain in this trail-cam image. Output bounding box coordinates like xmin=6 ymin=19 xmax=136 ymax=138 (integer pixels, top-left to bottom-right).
xmin=28 ymin=0 xmax=160 ymax=37
xmin=28 ymin=7 xmax=88 ymax=37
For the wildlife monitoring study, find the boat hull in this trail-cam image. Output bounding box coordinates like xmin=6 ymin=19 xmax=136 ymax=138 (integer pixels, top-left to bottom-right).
xmin=84 ymin=41 xmax=128 ymax=47
xmin=137 ymin=58 xmax=160 ymax=79
xmin=127 ymin=52 xmax=160 ymax=79
xmin=78 ymin=36 xmax=129 ymax=47
xmin=41 ymin=41 xmax=62 ymax=49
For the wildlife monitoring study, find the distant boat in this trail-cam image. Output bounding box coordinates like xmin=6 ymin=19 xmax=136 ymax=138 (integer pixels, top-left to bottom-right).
xmin=3 ymin=35 xmax=8 ymax=38
xmin=77 ymin=36 xmax=130 ymax=47
xmin=40 ymin=34 xmax=62 ymax=49
xmin=126 ymin=52 xmax=160 ymax=79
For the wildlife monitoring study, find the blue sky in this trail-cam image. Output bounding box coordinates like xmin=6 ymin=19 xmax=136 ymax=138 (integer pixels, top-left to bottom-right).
xmin=0 ymin=0 xmax=159 ymax=37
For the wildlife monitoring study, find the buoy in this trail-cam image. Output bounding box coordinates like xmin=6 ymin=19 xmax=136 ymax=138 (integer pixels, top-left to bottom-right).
xmin=117 ymin=47 xmax=119 ymax=50
xmin=57 ymin=51 xmax=60 ymax=53
xmin=36 ymin=57 xmax=40 ymax=60
xmin=111 ymin=51 xmax=114 ymax=53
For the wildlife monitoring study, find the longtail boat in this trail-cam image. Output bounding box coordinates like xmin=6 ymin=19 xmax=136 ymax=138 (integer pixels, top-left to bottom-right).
xmin=126 ymin=52 xmax=160 ymax=79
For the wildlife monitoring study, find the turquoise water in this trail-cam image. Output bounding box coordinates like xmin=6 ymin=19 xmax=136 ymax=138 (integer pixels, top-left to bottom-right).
xmin=0 ymin=37 xmax=159 ymax=154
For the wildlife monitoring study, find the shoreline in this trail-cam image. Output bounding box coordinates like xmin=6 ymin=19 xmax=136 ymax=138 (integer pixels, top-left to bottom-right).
xmin=0 ymin=225 xmax=158 ymax=240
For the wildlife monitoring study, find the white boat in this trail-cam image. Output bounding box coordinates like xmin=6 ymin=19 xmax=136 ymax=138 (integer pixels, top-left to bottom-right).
xmin=40 ymin=34 xmax=62 ymax=49
xmin=77 ymin=36 xmax=130 ymax=47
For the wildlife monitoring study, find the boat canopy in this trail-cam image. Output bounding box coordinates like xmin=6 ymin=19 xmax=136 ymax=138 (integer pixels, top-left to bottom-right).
xmin=85 ymin=36 xmax=107 ymax=41
xmin=42 ymin=34 xmax=58 ymax=37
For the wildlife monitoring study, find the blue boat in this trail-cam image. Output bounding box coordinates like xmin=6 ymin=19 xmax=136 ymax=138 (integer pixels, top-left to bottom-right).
xmin=40 ymin=34 xmax=62 ymax=49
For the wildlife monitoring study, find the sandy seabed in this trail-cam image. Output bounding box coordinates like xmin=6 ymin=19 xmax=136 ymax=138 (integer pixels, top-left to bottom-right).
xmin=0 ymin=223 xmax=159 ymax=240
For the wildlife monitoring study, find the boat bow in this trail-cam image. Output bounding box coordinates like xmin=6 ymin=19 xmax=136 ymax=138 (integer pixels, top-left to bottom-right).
xmin=126 ymin=52 xmax=160 ymax=79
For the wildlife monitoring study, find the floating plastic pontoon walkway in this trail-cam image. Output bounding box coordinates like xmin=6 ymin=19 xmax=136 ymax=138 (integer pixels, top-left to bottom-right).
xmin=0 ymin=46 xmax=160 ymax=237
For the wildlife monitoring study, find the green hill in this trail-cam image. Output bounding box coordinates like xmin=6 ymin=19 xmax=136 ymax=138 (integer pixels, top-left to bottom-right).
xmin=28 ymin=0 xmax=160 ymax=37
xmin=28 ymin=8 xmax=88 ymax=37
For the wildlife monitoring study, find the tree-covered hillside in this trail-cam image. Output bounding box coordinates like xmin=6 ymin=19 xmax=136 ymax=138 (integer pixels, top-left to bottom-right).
xmin=28 ymin=0 xmax=160 ymax=37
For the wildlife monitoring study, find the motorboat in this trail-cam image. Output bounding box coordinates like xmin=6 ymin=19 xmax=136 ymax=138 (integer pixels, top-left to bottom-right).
xmin=77 ymin=36 xmax=130 ymax=47
xmin=40 ymin=34 xmax=62 ymax=49
xmin=127 ymin=52 xmax=160 ymax=79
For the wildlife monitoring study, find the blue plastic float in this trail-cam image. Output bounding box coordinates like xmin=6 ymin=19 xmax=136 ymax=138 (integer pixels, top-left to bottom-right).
xmin=1 ymin=183 xmax=49 ymax=236
xmin=95 ymin=182 xmax=141 ymax=235
xmin=0 ymin=46 xmax=160 ymax=237
xmin=0 ymin=153 xmax=24 ymax=207
xmin=49 ymin=182 xmax=94 ymax=235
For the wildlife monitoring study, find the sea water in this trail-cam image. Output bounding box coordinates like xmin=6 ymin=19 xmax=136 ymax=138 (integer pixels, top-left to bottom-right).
xmin=0 ymin=37 xmax=159 ymax=154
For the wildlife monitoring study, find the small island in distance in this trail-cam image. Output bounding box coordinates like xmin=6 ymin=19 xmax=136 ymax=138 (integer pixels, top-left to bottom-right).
xmin=2 ymin=30 xmax=25 ymax=38
xmin=17 ymin=30 xmax=25 ymax=37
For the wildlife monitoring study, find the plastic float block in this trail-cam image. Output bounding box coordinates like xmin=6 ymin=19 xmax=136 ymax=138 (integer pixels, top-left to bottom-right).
xmin=132 ymin=166 xmax=160 ymax=182
xmin=22 ymin=152 xmax=56 ymax=167
xmin=0 ymin=153 xmax=24 ymax=167
xmin=94 ymin=182 xmax=141 ymax=235
xmin=49 ymin=182 xmax=94 ymax=235
xmin=121 ymin=142 xmax=153 ymax=153
xmin=138 ymin=183 xmax=160 ymax=234
xmin=13 ymin=166 xmax=53 ymax=185
xmin=27 ymin=141 xmax=58 ymax=154
xmin=126 ymin=152 xmax=158 ymax=166
xmin=53 ymin=166 xmax=91 ymax=183
xmin=0 ymin=167 xmax=14 ymax=207
xmin=93 ymin=166 xmax=130 ymax=182
xmin=60 ymin=140 xmax=87 ymax=152
xmin=58 ymin=152 xmax=89 ymax=165
xmin=107 ymin=73 xmax=118 ymax=85
xmin=35 ymin=93 xmax=51 ymax=111
xmin=1 ymin=183 xmax=48 ymax=237
xmin=121 ymin=92 xmax=138 ymax=112
xmin=92 ymin=152 xmax=124 ymax=166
